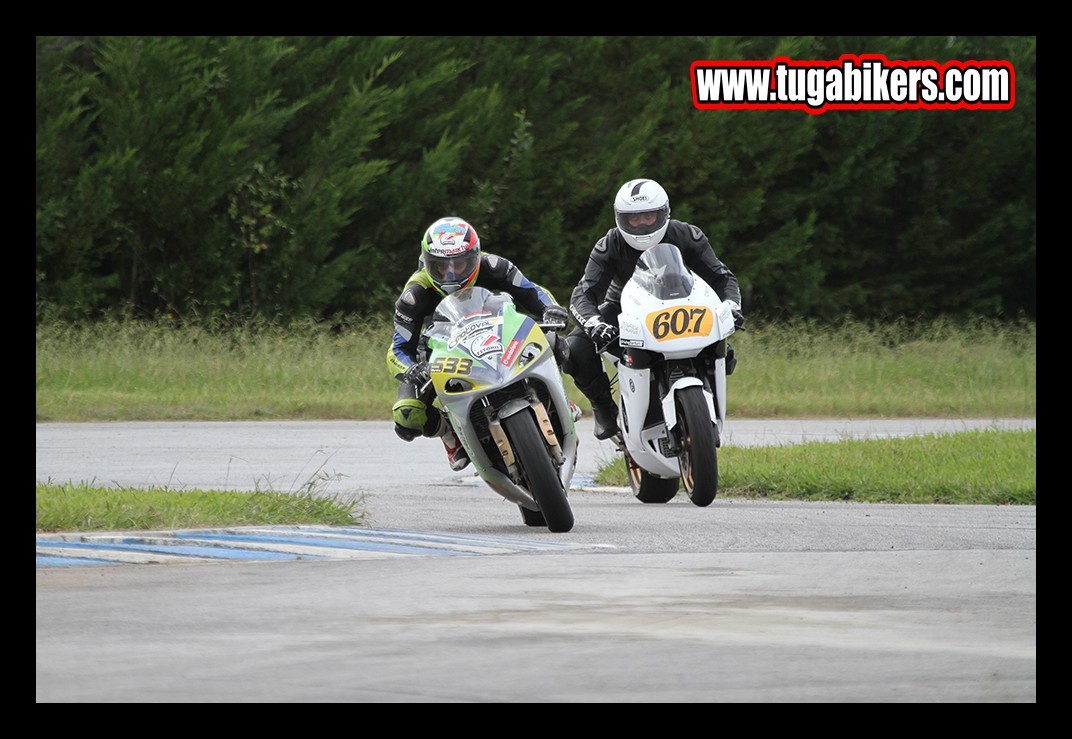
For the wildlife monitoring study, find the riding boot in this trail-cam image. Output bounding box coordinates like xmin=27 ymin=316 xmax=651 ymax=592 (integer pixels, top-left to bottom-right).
xmin=436 ymin=414 xmax=471 ymax=471
xmin=590 ymin=395 xmax=619 ymax=440
xmin=577 ymin=376 xmax=619 ymax=440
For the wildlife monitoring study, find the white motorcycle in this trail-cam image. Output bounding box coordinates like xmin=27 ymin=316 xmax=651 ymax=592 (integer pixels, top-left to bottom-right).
xmin=603 ymin=242 xmax=737 ymax=506
xmin=423 ymin=286 xmax=578 ymax=532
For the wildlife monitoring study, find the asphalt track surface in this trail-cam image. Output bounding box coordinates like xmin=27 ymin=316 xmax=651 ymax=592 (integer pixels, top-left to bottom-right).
xmin=36 ymin=417 xmax=1035 ymax=568
xmin=36 ymin=418 xmax=1035 ymax=702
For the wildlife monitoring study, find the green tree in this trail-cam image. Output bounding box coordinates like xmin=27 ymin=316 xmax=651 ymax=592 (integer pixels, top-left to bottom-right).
xmin=36 ymin=36 xmax=1035 ymax=324
xmin=36 ymin=36 xmax=122 ymax=317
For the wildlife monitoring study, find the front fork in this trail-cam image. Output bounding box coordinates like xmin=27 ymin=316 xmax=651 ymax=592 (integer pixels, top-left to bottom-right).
xmin=656 ymin=359 xmax=720 ymax=453
xmin=486 ymin=389 xmax=563 ymax=482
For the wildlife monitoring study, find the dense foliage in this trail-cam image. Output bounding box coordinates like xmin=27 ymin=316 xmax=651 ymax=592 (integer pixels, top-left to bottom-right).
xmin=36 ymin=36 xmax=1036 ymax=324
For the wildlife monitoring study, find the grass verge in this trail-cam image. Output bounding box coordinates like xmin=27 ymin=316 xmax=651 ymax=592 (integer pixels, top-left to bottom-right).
xmin=596 ymin=429 xmax=1035 ymax=505
xmin=36 ymin=481 xmax=365 ymax=533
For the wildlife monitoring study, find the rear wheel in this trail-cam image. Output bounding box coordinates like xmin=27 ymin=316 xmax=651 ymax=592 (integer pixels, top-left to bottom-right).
xmin=626 ymin=450 xmax=679 ymax=504
xmin=502 ymin=411 xmax=574 ymax=532
xmin=675 ymin=386 xmax=719 ymax=507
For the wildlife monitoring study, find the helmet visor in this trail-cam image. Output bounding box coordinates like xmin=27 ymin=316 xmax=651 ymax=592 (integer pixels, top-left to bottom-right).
xmin=616 ymin=207 xmax=669 ymax=237
xmin=426 ymin=251 xmax=480 ymax=286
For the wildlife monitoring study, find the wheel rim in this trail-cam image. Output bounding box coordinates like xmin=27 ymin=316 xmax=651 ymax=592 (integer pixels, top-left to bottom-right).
xmin=627 ymin=453 xmax=643 ymax=492
xmin=678 ymin=404 xmax=695 ymax=493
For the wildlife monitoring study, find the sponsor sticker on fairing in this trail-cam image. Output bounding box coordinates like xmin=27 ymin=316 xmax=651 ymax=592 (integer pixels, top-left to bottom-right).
xmin=501 ymin=339 xmax=522 ymax=367
xmin=448 ymin=319 xmax=495 ymax=349
xmin=471 ymin=332 xmax=504 ymax=359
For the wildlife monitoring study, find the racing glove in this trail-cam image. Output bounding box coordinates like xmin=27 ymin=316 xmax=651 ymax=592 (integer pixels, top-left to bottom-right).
xmin=726 ymin=301 xmax=746 ymax=331
xmin=541 ymin=304 xmax=569 ymax=329
xmin=583 ymin=316 xmax=619 ymax=352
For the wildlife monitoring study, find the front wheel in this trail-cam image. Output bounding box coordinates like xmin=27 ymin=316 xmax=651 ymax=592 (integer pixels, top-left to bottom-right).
xmin=519 ymin=504 xmax=546 ymax=527
xmin=502 ymin=411 xmax=574 ymax=532
xmin=675 ymin=386 xmax=719 ymax=507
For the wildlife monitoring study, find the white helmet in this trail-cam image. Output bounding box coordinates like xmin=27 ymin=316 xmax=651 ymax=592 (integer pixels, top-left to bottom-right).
xmin=613 ymin=179 xmax=671 ymax=251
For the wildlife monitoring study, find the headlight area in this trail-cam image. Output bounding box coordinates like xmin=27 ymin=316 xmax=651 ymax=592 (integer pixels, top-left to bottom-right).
xmin=444 ymin=377 xmax=474 ymax=393
xmin=517 ymin=342 xmax=544 ymax=368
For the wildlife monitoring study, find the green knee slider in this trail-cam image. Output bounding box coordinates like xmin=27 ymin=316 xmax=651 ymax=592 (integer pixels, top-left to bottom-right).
xmin=392 ymin=397 xmax=430 ymax=430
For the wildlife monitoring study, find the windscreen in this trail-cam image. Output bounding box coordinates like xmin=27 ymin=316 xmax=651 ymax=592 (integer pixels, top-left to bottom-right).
xmin=630 ymin=243 xmax=694 ymax=300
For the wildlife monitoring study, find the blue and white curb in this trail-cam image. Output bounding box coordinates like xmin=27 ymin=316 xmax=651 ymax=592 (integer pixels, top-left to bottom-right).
xmin=36 ymin=526 xmax=597 ymax=568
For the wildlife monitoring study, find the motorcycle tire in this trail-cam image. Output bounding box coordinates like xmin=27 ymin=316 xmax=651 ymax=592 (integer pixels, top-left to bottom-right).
xmin=625 ymin=449 xmax=679 ymax=503
xmin=502 ymin=411 xmax=575 ymax=533
xmin=675 ymin=385 xmax=719 ymax=507
xmin=519 ymin=504 xmax=547 ymax=527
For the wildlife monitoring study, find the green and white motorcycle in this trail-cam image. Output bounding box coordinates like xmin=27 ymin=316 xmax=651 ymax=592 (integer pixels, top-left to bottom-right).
xmin=425 ymin=286 xmax=578 ymax=532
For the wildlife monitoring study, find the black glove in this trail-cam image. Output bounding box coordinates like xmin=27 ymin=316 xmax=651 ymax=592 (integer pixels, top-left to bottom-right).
xmin=583 ymin=317 xmax=619 ymax=351
xmin=541 ymin=304 xmax=569 ymax=328
xmin=402 ymin=361 xmax=431 ymax=389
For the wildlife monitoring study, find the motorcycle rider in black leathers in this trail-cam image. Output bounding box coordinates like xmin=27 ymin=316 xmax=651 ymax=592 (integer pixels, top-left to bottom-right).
xmin=387 ymin=216 xmax=569 ymax=470
xmin=564 ymin=178 xmax=745 ymax=440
